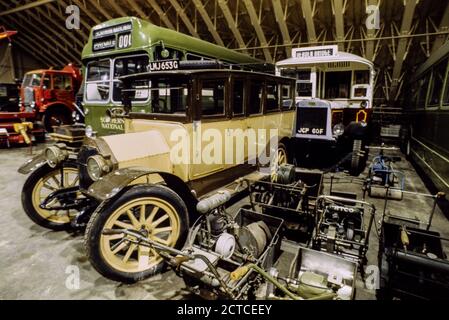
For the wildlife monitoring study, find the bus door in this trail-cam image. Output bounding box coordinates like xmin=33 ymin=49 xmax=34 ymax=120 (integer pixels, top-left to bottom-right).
xmin=190 ymin=77 xmax=228 ymax=179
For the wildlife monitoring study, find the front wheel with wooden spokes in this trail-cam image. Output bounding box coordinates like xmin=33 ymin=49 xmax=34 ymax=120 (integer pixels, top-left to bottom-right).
xmin=85 ymin=184 xmax=189 ymax=283
xmin=22 ymin=163 xmax=79 ymax=230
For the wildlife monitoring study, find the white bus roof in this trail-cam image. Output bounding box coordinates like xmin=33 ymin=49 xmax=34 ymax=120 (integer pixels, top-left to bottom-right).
xmin=276 ymin=45 xmax=374 ymax=70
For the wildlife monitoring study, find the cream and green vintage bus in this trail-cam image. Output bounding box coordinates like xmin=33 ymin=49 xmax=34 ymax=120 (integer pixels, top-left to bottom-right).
xmin=81 ymin=16 xmax=273 ymax=137
xmin=18 ymin=67 xmax=296 ymax=282
xmin=276 ymin=45 xmax=375 ymax=174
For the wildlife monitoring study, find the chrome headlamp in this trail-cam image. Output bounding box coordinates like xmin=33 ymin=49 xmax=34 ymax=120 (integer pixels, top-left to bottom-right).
xmin=85 ymin=125 xmax=94 ymax=138
xmin=86 ymin=155 xmax=112 ymax=181
xmin=45 ymin=145 xmax=68 ymax=168
xmin=332 ymin=123 xmax=345 ymax=137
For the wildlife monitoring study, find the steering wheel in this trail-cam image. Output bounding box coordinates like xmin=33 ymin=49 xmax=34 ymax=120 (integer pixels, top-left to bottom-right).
xmin=151 ymin=98 xmax=167 ymax=113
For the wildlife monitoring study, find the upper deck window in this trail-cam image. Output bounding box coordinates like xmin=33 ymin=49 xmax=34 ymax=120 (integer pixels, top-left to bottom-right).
xmin=325 ymin=71 xmax=351 ymax=99
xmin=201 ymin=80 xmax=225 ymax=116
xmin=417 ymin=73 xmax=430 ymax=108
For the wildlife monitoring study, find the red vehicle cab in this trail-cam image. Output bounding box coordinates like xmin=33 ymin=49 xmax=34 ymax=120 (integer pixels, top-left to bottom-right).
xmin=20 ymin=64 xmax=82 ymax=132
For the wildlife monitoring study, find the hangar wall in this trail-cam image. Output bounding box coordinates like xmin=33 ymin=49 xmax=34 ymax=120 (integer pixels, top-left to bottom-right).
xmin=0 ymin=43 xmax=44 ymax=83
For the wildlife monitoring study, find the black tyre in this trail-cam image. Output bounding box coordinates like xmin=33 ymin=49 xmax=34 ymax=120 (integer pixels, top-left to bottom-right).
xmin=43 ymin=108 xmax=73 ymax=132
xmin=350 ymin=139 xmax=366 ymax=175
xmin=85 ymin=184 xmax=189 ymax=283
xmin=22 ymin=163 xmax=80 ymax=230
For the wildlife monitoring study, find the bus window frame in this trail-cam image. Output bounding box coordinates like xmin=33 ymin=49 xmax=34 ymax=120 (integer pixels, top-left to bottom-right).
xmin=264 ymin=80 xmax=281 ymax=114
xmin=197 ymin=75 xmax=229 ymax=122
xmin=111 ymin=53 xmax=151 ymax=105
xmin=125 ymin=73 xmax=193 ymax=123
xmin=280 ymin=81 xmax=295 ymax=110
xmin=439 ymin=58 xmax=449 ymax=110
xmin=231 ymin=76 xmax=246 ymax=119
xmin=416 ymin=72 xmax=431 ymax=109
xmin=84 ymin=58 xmax=113 ymax=105
xmin=246 ymin=77 xmax=264 ymax=118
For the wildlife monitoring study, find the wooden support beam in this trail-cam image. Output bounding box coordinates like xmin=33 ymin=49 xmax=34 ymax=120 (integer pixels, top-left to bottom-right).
xmin=332 ymin=0 xmax=346 ymax=51
xmin=365 ymin=0 xmax=379 ymax=61
xmin=431 ymin=2 xmax=449 ymax=54
xmin=71 ymin=0 xmax=101 ymax=25
xmin=217 ymin=0 xmax=247 ymax=52
xmin=105 ymin=0 xmax=128 ymax=18
xmin=146 ymin=0 xmax=175 ymax=29
xmin=272 ymin=0 xmax=292 ymax=57
xmin=168 ymin=0 xmax=200 ymax=37
xmin=300 ymin=0 xmax=317 ymax=43
xmin=192 ymin=0 xmax=224 ymax=46
xmin=242 ymin=0 xmax=272 ymax=62
xmin=0 ymin=0 xmax=55 ymax=17
xmin=2 ymin=13 xmax=80 ymax=64
xmin=87 ymin=0 xmax=113 ymax=21
xmin=125 ymin=0 xmax=153 ymax=22
xmin=390 ymin=0 xmax=418 ymax=99
xmin=12 ymin=39 xmax=55 ymax=67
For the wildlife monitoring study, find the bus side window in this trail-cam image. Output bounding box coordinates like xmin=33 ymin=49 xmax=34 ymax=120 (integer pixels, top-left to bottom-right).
xmin=248 ymin=80 xmax=263 ymax=115
xmin=233 ymin=79 xmax=245 ymax=116
xmin=428 ymin=58 xmax=448 ymax=107
xmin=281 ymin=84 xmax=293 ymax=109
xmin=266 ymin=82 xmax=279 ymax=111
xmin=201 ymin=79 xmax=225 ymax=117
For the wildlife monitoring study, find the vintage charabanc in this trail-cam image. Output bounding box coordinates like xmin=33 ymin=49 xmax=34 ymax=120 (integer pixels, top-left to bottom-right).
xmin=18 ymin=67 xmax=296 ymax=282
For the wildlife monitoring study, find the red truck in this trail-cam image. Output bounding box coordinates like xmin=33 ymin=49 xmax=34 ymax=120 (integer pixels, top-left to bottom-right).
xmin=0 ymin=64 xmax=81 ymax=146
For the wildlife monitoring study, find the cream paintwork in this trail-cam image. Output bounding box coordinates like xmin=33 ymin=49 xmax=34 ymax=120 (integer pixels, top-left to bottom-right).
xmin=100 ymin=110 xmax=295 ymax=183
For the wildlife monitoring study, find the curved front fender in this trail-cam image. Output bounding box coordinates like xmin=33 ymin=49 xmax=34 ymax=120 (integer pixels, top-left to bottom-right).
xmin=85 ymin=167 xmax=173 ymax=202
xmin=17 ymin=152 xmax=47 ymax=174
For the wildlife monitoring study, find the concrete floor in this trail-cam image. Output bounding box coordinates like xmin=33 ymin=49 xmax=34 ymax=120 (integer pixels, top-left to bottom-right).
xmin=0 ymin=143 xmax=448 ymax=300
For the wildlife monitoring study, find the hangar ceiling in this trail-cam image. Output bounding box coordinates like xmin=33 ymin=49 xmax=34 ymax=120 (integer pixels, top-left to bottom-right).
xmin=1 ymin=0 xmax=449 ymax=105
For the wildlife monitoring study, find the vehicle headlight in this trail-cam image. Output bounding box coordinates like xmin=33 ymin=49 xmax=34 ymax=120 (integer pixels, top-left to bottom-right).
xmin=332 ymin=123 xmax=345 ymax=137
xmin=86 ymin=155 xmax=112 ymax=181
xmin=361 ymin=101 xmax=368 ymax=109
xmin=85 ymin=125 xmax=94 ymax=138
xmin=45 ymin=146 xmax=68 ymax=168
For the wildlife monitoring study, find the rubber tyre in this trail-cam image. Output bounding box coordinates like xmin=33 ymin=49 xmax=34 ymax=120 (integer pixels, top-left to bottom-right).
xmin=350 ymin=139 xmax=364 ymax=176
xmin=85 ymin=184 xmax=189 ymax=283
xmin=21 ymin=163 xmax=78 ymax=231
xmin=43 ymin=108 xmax=73 ymax=133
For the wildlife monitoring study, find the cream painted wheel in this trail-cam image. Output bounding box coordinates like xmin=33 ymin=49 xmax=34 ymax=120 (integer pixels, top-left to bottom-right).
xmin=100 ymin=198 xmax=180 ymax=273
xmin=22 ymin=164 xmax=79 ymax=230
xmin=271 ymin=143 xmax=289 ymax=182
xmin=32 ymin=168 xmax=79 ymax=224
xmin=85 ymin=185 xmax=189 ymax=283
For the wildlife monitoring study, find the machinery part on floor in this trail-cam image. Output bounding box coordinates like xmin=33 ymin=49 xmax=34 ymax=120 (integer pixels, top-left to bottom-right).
xmin=197 ymin=190 xmax=231 ymax=214
xmin=364 ymin=145 xmax=404 ymax=200
xmin=246 ymin=166 xmax=323 ymax=243
xmin=313 ymin=195 xmax=375 ymax=268
xmin=378 ymin=221 xmax=449 ymax=300
xmin=238 ymin=221 xmax=271 ymax=258
xmin=215 ymin=233 xmax=236 ymax=259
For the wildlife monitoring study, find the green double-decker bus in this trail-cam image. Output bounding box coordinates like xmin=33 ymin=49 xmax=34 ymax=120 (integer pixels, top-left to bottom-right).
xmin=81 ymin=17 xmax=271 ymax=136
